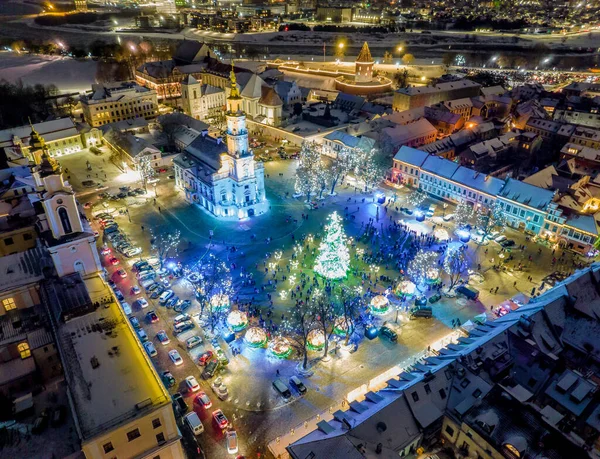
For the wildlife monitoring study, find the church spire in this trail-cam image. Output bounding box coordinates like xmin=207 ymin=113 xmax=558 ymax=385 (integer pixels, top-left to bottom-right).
xmin=29 ymin=118 xmax=60 ymax=176
xmin=228 ymin=60 xmax=241 ymax=100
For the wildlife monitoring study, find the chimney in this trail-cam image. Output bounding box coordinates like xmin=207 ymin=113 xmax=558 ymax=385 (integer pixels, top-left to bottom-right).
xmin=201 ymin=129 xmax=208 ymax=137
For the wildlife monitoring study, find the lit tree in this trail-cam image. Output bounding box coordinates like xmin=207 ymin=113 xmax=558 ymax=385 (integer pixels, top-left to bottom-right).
xmin=282 ymin=301 xmax=315 ymax=370
xmin=193 ymin=253 xmax=233 ymax=333
xmin=335 ymin=285 xmax=362 ymax=346
xmin=315 ymin=165 xmax=331 ymax=200
xmin=138 ymin=153 xmax=155 ymax=192
xmin=454 ymin=199 xmax=474 ymax=228
xmin=402 ymin=53 xmax=415 ymax=65
xmin=311 ymin=290 xmax=335 ymax=358
xmin=327 ymin=147 xmax=356 ymax=195
xmin=443 ymin=246 xmax=469 ymax=291
xmin=476 ymin=203 xmax=506 ymax=244
xmin=356 ymin=147 xmax=389 ymax=192
xmin=150 ymin=229 xmax=181 ymax=269
xmin=314 ymin=212 xmax=350 ymax=279
xmin=406 ymin=188 xmax=427 ymax=208
xmin=294 ymin=141 xmax=322 ymax=202
xmin=407 ymin=250 xmax=439 ymax=290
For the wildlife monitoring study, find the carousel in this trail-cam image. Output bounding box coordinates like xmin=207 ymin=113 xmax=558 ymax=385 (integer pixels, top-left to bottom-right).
xmin=269 ymin=336 xmax=293 ymax=359
xmin=370 ymin=295 xmax=390 ymax=315
xmin=396 ymin=280 xmax=417 ymax=298
xmin=210 ymin=293 xmax=230 ymax=311
xmin=226 ymin=310 xmax=248 ymax=332
xmin=245 ymin=327 xmax=268 ymax=348
xmin=307 ymin=329 xmax=326 ymax=351
xmin=333 ymin=317 xmax=354 ymax=336
xmin=426 ymin=267 xmax=441 ymax=284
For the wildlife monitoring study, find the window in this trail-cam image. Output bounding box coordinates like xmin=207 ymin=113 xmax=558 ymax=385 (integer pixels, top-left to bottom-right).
xmin=4 ymin=237 xmax=14 ymax=246
xmin=473 ymin=388 xmax=482 ymax=398
xmin=424 ymin=384 xmax=431 ymax=394
xmin=18 ymin=342 xmax=31 ymax=359
xmin=527 ymin=377 xmax=538 ymax=388
xmin=103 ymin=442 xmax=114 ymax=454
xmin=460 ymin=378 xmax=471 ymax=388
xmin=156 ymin=432 xmax=165 ymax=444
xmin=127 ymin=428 xmax=141 ymax=441
xmin=445 ymin=425 xmax=455 ymax=437
xmin=411 ymin=391 xmax=419 ymax=402
xmin=152 ymin=418 xmax=162 ymax=429
xmin=58 ymin=207 xmax=73 ymax=234
xmin=2 ymin=298 xmax=16 ymax=311
xmin=439 ymin=388 xmax=447 ymax=399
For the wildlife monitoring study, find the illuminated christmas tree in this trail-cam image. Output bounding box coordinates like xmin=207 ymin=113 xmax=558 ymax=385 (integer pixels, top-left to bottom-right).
xmin=314 ymin=212 xmax=349 ymax=279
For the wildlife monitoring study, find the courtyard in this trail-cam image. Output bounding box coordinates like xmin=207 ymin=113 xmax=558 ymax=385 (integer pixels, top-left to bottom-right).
xmin=57 ymin=149 xmax=592 ymax=459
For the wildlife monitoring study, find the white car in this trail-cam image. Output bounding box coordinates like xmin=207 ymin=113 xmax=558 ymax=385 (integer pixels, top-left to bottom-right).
xmin=136 ymin=298 xmax=149 ymax=309
xmin=169 ymin=349 xmax=183 ymax=366
xmin=495 ymin=235 xmax=507 ymax=243
xmin=144 ymin=341 xmax=157 ymax=357
xmin=226 ymin=430 xmax=238 ymax=454
xmin=443 ymin=213 xmax=454 ymax=222
xmin=185 ymin=375 xmax=200 ymax=393
xmin=121 ymin=302 xmax=132 ymax=315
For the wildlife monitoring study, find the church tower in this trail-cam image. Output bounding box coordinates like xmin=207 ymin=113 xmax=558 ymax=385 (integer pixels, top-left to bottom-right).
xmin=226 ymin=62 xmax=249 ymax=159
xmin=29 ymin=125 xmax=102 ymax=277
xmin=355 ymin=42 xmax=374 ymax=83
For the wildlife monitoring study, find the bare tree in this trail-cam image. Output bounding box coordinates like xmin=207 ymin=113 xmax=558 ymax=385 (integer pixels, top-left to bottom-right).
xmin=157 ymin=112 xmax=188 ymax=152
xmin=283 ymin=300 xmax=315 ymax=370
xmin=476 ymin=202 xmax=506 ymax=244
xmin=335 ymin=286 xmax=361 ymax=347
xmin=327 ymin=147 xmax=356 ymax=195
xmin=312 ymin=292 xmax=335 ymax=358
xmin=192 ymin=253 xmax=233 ymax=333
xmin=150 ymin=229 xmax=181 ymax=268
xmin=443 ymin=246 xmax=469 ymax=291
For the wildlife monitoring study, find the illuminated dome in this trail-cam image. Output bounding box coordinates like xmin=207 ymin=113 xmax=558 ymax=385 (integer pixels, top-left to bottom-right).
xmin=226 ymin=310 xmax=248 ymax=332
xmin=396 ymin=280 xmax=416 ymax=297
xmin=269 ymin=336 xmax=292 ymax=359
xmin=210 ymin=294 xmax=230 ymax=311
xmin=434 ymin=228 xmax=449 ymax=240
xmin=307 ymin=329 xmax=326 ymax=351
xmin=370 ymin=295 xmax=390 ymax=315
xmin=426 ymin=268 xmax=440 ymax=284
xmin=333 ymin=317 xmax=354 ymax=336
xmin=245 ymin=327 xmax=268 ymax=348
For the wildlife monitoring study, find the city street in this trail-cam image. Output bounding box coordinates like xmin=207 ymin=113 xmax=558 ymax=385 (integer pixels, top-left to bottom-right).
xmin=58 ymin=149 xmax=593 ymax=459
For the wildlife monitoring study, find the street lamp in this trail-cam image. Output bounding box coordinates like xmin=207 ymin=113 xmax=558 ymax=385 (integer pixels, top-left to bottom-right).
xmin=397 ymin=45 xmax=403 ymax=52
xmin=338 ymin=42 xmax=344 ymax=49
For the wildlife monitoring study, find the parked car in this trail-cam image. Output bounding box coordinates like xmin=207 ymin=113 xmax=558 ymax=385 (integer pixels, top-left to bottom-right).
xmin=212 ymin=409 xmax=229 ymax=430
xmin=166 ymin=295 xmax=179 ymax=309
xmin=174 ymin=299 xmax=192 ymax=313
xmin=159 ymin=290 xmax=174 ymax=305
xmin=174 ymin=320 xmax=195 ymax=335
xmin=501 ymin=239 xmax=515 ymax=248
xmin=198 ymin=351 xmax=214 ymax=366
xmin=156 ymin=330 xmax=170 ymax=345
xmin=410 ymin=306 xmax=433 ymax=319
xmin=135 ymin=298 xmax=149 ymax=309
xmin=169 ymin=349 xmax=183 ymax=366
xmin=184 ymin=411 xmax=204 ymax=436
xmin=429 ymin=293 xmax=442 ymax=304
xmin=494 ymin=235 xmax=507 ymax=243
xmin=146 ymin=310 xmax=159 ymax=323
xmin=194 ymin=391 xmax=212 ymax=409
xmin=289 ymin=376 xmax=307 ymax=394
xmin=172 ymin=393 xmax=188 ymax=413
xmin=443 ymin=213 xmax=454 ymax=221
xmin=137 ymin=329 xmax=148 ymax=342
xmin=113 ymin=288 xmax=124 ymax=301
xmin=185 ymin=375 xmax=200 ymax=393
xmin=108 ymin=256 xmax=120 ymax=266
xmin=456 ymin=286 xmax=479 ymax=300
xmin=273 ymin=379 xmax=292 ymax=398
xmin=144 ymin=341 xmax=157 ymax=357
xmin=100 ymin=247 xmax=111 ymax=256
xmin=130 ymin=285 xmax=141 ymax=295
xmin=202 ymin=359 xmax=219 ymax=379
xmin=226 ymin=430 xmax=238 ymax=454
xmin=174 ymin=314 xmax=191 ymax=324
xmin=162 ymin=371 xmax=176 ymax=388
xmin=186 ymin=335 xmax=203 ymax=349
xmin=129 ymin=316 xmax=140 ymax=329
xmin=121 ymin=302 xmax=132 ymax=315
xmin=380 ymin=325 xmax=398 ymax=342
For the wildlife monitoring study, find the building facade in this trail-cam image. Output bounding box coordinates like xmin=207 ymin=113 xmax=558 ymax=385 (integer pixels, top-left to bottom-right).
xmin=180 ymin=75 xmax=226 ymax=121
xmin=80 ymin=82 xmax=158 ymax=128
xmin=174 ymin=70 xmax=268 ymax=219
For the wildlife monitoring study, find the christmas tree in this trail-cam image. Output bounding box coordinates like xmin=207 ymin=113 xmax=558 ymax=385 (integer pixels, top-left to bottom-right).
xmin=314 ymin=212 xmax=349 ymax=279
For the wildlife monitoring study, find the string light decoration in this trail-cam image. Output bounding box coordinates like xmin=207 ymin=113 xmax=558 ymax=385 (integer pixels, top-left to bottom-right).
xmin=454 ymin=199 xmax=474 ymax=227
xmin=210 ymin=293 xmax=230 ymax=311
xmin=443 ymin=245 xmax=469 ymax=290
xmin=279 ymin=289 xmax=289 ymax=300
xmin=269 ymin=336 xmax=293 ymax=359
xmin=333 ymin=316 xmax=354 ymax=336
xmin=407 ymin=250 xmax=439 ymax=288
xmin=395 ymin=280 xmax=416 ymax=297
xmin=406 ymin=188 xmax=427 ymax=208
xmin=314 ymin=211 xmax=350 ymax=279
xmin=476 ymin=202 xmax=506 ymax=242
xmin=370 ymin=295 xmax=390 ymax=315
xmin=227 ymin=310 xmax=248 ymax=332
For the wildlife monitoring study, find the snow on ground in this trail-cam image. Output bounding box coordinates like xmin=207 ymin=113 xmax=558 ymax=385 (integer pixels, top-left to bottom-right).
xmin=0 ymin=52 xmax=97 ymax=93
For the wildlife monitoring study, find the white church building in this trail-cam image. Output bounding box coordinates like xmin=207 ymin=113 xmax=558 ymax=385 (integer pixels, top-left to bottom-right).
xmin=174 ymin=68 xmax=268 ymax=219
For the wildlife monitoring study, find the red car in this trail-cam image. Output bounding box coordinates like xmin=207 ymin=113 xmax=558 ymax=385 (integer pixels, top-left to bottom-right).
xmin=212 ymin=409 xmax=228 ymax=429
xmin=194 ymin=391 xmax=212 ymax=409
xmin=146 ymin=310 xmax=159 ymax=323
xmin=109 ymin=257 xmax=119 ymax=266
xmin=198 ymin=351 xmax=214 ymax=366
xmin=117 ymin=268 xmax=127 ymax=278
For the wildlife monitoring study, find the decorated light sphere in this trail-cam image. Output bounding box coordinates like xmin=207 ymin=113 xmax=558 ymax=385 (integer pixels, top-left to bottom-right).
xmin=370 ymin=295 xmax=390 ymax=315
xmin=269 ymin=336 xmax=292 ymax=359
xmin=227 ymin=310 xmax=248 ymax=332
xmin=396 ymin=280 xmax=416 ymax=297
xmin=333 ymin=317 xmax=354 ymax=337
xmin=434 ymin=228 xmax=449 ymax=240
xmin=245 ymin=327 xmax=268 ymax=348
xmin=307 ymin=329 xmax=326 ymax=351
xmin=426 ymin=267 xmax=440 ymax=284
xmin=210 ymin=293 xmax=230 ymax=311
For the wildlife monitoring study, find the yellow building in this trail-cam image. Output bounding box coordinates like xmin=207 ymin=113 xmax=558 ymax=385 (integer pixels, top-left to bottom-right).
xmin=43 ymin=275 xmax=185 ymax=459
xmin=80 ymin=82 xmax=159 ymax=128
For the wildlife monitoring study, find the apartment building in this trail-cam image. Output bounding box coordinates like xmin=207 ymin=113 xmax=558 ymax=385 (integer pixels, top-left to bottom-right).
xmin=393 ymin=80 xmax=481 ymax=111
xmin=80 ymin=82 xmax=158 ymax=128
